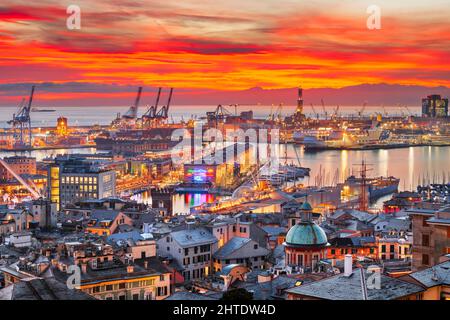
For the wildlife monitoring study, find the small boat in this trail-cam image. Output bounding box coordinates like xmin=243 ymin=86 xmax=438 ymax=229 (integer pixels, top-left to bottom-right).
xmin=31 ymin=107 xmax=56 ymax=112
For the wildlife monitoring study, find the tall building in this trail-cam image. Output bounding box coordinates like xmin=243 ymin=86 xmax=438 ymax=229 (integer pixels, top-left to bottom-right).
xmin=293 ymin=86 xmax=306 ymax=123
xmin=296 ymin=86 xmax=304 ymax=115
xmin=422 ymin=94 xmax=449 ymax=118
xmin=47 ymin=157 xmax=116 ymax=210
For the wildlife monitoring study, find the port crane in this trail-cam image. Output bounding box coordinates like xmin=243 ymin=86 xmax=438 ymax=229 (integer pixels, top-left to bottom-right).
xmin=206 ymin=104 xmax=233 ymax=128
xmin=8 ymin=86 xmax=35 ymax=148
xmin=142 ymin=87 xmax=162 ymax=120
xmin=309 ymin=103 xmax=319 ymax=120
xmin=358 ymin=101 xmax=367 ymax=119
xmin=321 ymin=99 xmax=327 ymax=120
xmin=155 ymin=87 xmax=173 ymax=120
xmin=122 ymin=86 xmax=143 ymax=119
xmin=141 ymin=87 xmax=173 ymax=127
xmin=404 ymin=105 xmax=413 ymax=116
xmin=331 ymin=105 xmax=340 ymax=120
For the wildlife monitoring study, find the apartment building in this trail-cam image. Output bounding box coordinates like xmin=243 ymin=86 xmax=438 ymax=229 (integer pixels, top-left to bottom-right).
xmin=408 ymin=205 xmax=450 ymax=271
xmin=157 ymin=227 xmax=217 ymax=281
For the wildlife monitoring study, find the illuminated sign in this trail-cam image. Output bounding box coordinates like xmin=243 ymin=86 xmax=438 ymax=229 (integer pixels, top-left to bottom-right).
xmin=184 ymin=165 xmax=216 ymax=184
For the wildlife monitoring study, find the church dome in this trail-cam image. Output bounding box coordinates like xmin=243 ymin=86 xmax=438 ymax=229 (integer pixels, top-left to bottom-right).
xmin=285 ymin=222 xmax=328 ymax=247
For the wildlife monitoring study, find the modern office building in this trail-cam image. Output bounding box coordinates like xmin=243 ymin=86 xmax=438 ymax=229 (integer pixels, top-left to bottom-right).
xmin=47 ymin=157 xmax=116 ymax=210
xmin=422 ymin=94 xmax=449 ymax=118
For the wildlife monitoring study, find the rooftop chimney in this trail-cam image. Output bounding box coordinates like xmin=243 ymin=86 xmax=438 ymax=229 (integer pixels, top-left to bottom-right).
xmin=344 ymin=254 xmax=353 ymax=277
xmin=144 ymin=261 xmax=148 ymax=269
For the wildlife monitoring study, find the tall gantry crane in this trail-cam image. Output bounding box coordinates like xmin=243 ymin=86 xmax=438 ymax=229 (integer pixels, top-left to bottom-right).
xmin=142 ymin=87 xmax=162 ymax=124
xmin=8 ymin=86 xmax=35 ymax=148
xmin=122 ymin=86 xmax=143 ymax=119
xmin=141 ymin=87 xmax=173 ymax=128
xmin=321 ymin=99 xmax=327 ymax=120
xmin=358 ymin=101 xmax=368 ymax=119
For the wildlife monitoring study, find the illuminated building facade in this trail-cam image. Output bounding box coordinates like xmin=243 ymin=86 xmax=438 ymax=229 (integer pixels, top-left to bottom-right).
xmin=422 ymin=94 xmax=449 ymax=118
xmin=56 ymin=116 xmax=68 ymax=136
xmin=47 ymin=158 xmax=116 ymax=210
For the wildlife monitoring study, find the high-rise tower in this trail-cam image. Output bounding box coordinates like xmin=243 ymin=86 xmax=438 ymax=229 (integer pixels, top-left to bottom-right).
xmin=296 ymin=86 xmax=304 ymax=115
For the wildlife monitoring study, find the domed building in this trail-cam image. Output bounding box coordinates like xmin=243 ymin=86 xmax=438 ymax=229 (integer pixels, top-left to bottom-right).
xmin=283 ymin=201 xmax=329 ymax=272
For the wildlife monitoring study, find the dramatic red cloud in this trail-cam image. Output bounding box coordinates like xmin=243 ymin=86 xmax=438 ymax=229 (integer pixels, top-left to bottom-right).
xmin=0 ymin=0 xmax=449 ymax=105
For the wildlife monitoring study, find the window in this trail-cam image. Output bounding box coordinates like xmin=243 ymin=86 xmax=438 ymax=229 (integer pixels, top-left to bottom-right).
xmin=331 ymin=249 xmax=335 ymax=255
xmin=381 ymin=245 xmax=386 ymax=253
xmin=390 ymin=245 xmax=395 ymax=252
xmin=422 ymin=217 xmax=428 ymax=227
xmin=422 ymin=234 xmax=430 ymax=247
xmin=118 ymin=295 xmax=126 ymax=300
xmin=254 ymin=244 xmax=258 ymax=250
xmin=422 ymin=254 xmax=429 ymax=265
xmin=133 ymin=294 xmax=139 ymax=300
xmin=184 ymin=248 xmax=189 ymax=256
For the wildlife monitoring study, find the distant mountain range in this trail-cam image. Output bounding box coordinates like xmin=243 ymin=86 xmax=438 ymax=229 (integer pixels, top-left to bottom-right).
xmin=0 ymin=82 xmax=449 ymax=107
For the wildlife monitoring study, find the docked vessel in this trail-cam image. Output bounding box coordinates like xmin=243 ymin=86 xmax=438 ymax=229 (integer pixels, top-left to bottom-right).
xmin=343 ymin=175 xmax=400 ymax=200
xmin=31 ymin=107 xmax=55 ymax=112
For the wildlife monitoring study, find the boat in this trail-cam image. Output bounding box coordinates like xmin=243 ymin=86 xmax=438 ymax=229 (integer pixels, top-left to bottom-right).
xmin=343 ymin=175 xmax=400 ymax=200
xmin=31 ymin=107 xmax=55 ymax=112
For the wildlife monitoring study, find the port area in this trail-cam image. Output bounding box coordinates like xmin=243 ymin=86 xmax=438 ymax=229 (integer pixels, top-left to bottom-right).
xmin=295 ymin=141 xmax=450 ymax=152
xmin=0 ymin=144 xmax=96 ymax=152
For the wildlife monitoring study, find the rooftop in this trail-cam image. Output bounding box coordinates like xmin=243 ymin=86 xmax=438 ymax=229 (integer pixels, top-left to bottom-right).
xmin=171 ymin=227 xmax=217 ymax=248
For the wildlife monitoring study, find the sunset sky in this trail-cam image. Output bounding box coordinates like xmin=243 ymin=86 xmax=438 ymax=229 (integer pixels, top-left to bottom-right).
xmin=0 ymin=0 xmax=449 ymax=105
